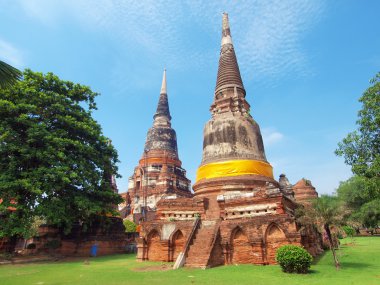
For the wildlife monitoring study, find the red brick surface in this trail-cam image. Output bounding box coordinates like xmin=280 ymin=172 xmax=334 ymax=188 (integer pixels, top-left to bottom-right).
xmin=137 ymin=176 xmax=322 ymax=268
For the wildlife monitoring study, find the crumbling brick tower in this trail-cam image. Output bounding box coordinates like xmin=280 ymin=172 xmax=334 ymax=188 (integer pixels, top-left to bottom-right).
xmin=137 ymin=13 xmax=321 ymax=268
xmin=122 ymin=70 xmax=192 ymax=222
xmin=293 ymin=178 xmax=319 ymax=204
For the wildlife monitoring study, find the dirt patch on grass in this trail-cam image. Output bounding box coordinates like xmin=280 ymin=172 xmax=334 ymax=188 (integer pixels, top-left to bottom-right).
xmin=132 ymin=264 xmax=172 ymax=272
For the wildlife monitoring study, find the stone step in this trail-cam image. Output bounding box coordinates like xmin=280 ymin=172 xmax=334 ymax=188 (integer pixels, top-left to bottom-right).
xmin=185 ymin=220 xmax=220 ymax=268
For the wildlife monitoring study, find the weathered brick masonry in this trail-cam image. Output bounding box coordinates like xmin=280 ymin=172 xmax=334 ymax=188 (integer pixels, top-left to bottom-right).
xmin=135 ymin=13 xmax=323 ymax=268
xmin=119 ymin=70 xmax=192 ymax=222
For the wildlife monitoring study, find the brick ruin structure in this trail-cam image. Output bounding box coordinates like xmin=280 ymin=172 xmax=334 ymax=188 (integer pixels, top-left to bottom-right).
xmin=19 ymin=217 xmax=126 ymax=257
xmin=292 ymin=178 xmax=323 ymax=255
xmin=293 ymin=178 xmax=319 ymax=204
xmin=135 ymin=13 xmax=323 ymax=268
xmin=119 ymin=70 xmax=192 ymax=222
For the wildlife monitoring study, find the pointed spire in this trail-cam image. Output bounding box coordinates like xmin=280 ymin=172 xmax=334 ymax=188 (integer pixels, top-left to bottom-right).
xmin=221 ymin=12 xmax=233 ymax=46
xmin=160 ymin=69 xmax=167 ymax=94
xmin=215 ymin=12 xmax=244 ymax=93
xmin=144 ymin=70 xmax=178 ymax=158
xmin=154 ymin=69 xmax=171 ymax=124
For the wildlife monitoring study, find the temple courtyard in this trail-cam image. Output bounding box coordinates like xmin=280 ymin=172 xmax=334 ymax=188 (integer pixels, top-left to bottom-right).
xmin=0 ymin=237 xmax=378 ymax=285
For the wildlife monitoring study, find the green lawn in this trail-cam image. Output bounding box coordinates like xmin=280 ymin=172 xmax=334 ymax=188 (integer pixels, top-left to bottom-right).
xmin=0 ymin=237 xmax=379 ymax=285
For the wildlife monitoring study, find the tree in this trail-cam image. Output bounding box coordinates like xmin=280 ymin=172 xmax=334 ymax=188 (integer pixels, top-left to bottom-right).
xmin=296 ymin=195 xmax=346 ymax=270
xmin=355 ymin=199 xmax=380 ymax=231
xmin=0 ymin=69 xmax=122 ymax=244
xmin=336 ymin=72 xmax=379 ymax=180
xmin=336 ymin=176 xmax=380 ymax=229
xmin=336 ymin=72 xmax=380 ymax=229
xmin=0 ymin=60 xmax=22 ymax=89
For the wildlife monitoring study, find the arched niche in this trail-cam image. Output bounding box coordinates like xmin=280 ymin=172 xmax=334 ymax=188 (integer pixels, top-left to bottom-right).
xmin=171 ymin=230 xmax=185 ymax=261
xmin=231 ymin=227 xmax=253 ymax=264
xmin=265 ymin=223 xmax=286 ymax=264
xmin=147 ymin=229 xmax=161 ymax=261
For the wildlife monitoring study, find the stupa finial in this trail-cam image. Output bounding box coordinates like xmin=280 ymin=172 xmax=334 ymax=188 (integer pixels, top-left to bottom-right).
xmin=221 ymin=12 xmax=233 ymax=46
xmin=160 ymin=68 xmax=167 ymax=94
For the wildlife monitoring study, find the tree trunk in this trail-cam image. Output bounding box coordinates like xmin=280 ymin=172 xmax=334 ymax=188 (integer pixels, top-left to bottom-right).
xmin=324 ymin=224 xmax=340 ymax=270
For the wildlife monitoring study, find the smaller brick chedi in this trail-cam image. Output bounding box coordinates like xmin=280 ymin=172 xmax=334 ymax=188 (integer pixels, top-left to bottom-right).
xmin=293 ymin=178 xmax=319 ymax=204
xmin=121 ymin=70 xmax=192 ymax=222
xmin=135 ymin=13 xmax=322 ymax=268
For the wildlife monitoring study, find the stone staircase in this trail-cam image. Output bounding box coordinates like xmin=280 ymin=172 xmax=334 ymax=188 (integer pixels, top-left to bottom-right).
xmin=185 ymin=220 xmax=220 ymax=268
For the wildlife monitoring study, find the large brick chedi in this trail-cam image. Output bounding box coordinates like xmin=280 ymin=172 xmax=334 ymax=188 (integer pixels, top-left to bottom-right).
xmin=137 ymin=13 xmax=322 ymax=268
xmin=120 ymin=70 xmax=192 ymax=222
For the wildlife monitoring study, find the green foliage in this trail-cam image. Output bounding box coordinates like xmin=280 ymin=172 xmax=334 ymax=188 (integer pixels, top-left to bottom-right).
xmin=336 ymin=232 xmax=343 ymax=240
xmin=336 ymin=176 xmax=380 ymax=228
xmin=0 ymin=60 xmax=21 ymax=89
xmin=342 ymin=226 xmax=355 ymax=237
xmin=311 ymin=195 xmax=347 ymax=227
xmin=123 ymin=219 xmax=137 ymax=233
xmin=28 ymin=217 xmax=46 ymax=238
xmin=336 ymin=72 xmax=380 ymax=179
xmin=297 ymin=195 xmax=347 ymax=230
xmin=275 ymin=245 xmax=312 ymax=274
xmin=296 ymin=195 xmax=346 ymax=269
xmin=336 ymin=176 xmax=367 ymax=210
xmin=335 ymin=72 xmax=380 ymax=229
xmin=0 ymin=69 xmax=122 ymax=239
xmin=355 ymin=199 xmax=380 ymax=229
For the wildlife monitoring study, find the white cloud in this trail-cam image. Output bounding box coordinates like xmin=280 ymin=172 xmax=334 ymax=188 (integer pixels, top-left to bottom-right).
xmin=237 ymin=0 xmax=325 ymax=79
xmin=15 ymin=0 xmax=325 ymax=80
xmin=0 ymin=38 xmax=24 ymax=67
xmin=262 ymin=128 xmax=284 ymax=146
xmin=183 ymin=0 xmax=326 ymax=80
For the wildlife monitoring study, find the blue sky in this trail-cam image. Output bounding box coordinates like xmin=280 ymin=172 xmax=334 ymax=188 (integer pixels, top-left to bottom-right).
xmin=1 ymin=0 xmax=379 ymax=195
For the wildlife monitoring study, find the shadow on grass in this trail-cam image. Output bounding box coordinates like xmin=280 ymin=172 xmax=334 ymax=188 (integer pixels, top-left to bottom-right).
xmin=56 ymin=253 xmax=137 ymax=264
xmin=312 ymin=251 xmax=327 ymax=265
xmin=339 ymin=262 xmax=370 ymax=269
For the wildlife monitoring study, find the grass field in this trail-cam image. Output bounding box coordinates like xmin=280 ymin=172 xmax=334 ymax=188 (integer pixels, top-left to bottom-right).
xmin=0 ymin=237 xmax=379 ymax=285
